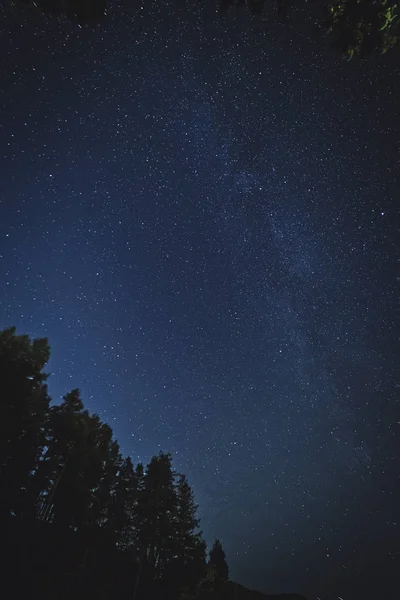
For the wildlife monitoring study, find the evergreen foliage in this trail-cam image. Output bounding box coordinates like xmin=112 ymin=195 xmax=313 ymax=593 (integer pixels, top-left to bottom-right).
xmin=1 ymin=327 xmax=308 ymax=600
xmin=0 ymin=327 xmax=213 ymax=600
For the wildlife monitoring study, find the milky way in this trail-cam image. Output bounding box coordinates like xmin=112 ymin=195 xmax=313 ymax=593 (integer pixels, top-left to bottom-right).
xmin=0 ymin=2 xmax=399 ymax=599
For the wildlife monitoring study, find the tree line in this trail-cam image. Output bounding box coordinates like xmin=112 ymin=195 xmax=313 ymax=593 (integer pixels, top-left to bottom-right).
xmin=0 ymin=327 xmax=229 ymax=600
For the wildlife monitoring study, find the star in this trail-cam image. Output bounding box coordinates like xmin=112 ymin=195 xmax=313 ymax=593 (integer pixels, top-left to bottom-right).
xmin=0 ymin=5 xmax=397 ymax=600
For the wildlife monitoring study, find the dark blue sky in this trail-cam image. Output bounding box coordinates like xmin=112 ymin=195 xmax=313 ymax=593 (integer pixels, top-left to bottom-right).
xmin=1 ymin=2 xmax=399 ymax=599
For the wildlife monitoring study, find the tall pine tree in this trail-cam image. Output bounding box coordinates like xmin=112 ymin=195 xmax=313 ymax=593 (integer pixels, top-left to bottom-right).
xmin=135 ymin=452 xmax=178 ymax=576
xmin=170 ymin=473 xmax=207 ymax=595
xmin=36 ymin=390 xmax=119 ymax=531
xmin=209 ymin=538 xmax=229 ymax=581
xmin=0 ymin=327 xmax=222 ymax=600
xmin=0 ymin=327 xmax=51 ymax=517
xmin=106 ymin=455 xmax=139 ymax=549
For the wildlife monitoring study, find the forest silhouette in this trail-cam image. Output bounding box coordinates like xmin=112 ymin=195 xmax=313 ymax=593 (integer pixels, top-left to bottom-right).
xmin=1 ymin=326 xmax=307 ymax=600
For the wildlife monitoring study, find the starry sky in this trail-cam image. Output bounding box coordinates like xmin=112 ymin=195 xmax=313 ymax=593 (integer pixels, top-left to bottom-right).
xmin=1 ymin=1 xmax=399 ymax=599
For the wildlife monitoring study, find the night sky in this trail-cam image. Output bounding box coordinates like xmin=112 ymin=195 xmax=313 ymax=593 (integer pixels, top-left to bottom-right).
xmin=1 ymin=2 xmax=399 ymax=599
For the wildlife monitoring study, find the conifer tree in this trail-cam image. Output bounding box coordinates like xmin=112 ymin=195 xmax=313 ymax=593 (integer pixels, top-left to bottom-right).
xmin=37 ymin=390 xmax=118 ymax=530
xmin=171 ymin=473 xmax=207 ymax=595
xmin=0 ymin=327 xmax=51 ymax=516
xmin=209 ymin=538 xmax=229 ymax=581
xmin=0 ymin=327 xmax=223 ymax=600
xmin=106 ymin=455 xmax=138 ymax=549
xmin=135 ymin=452 xmax=178 ymax=576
